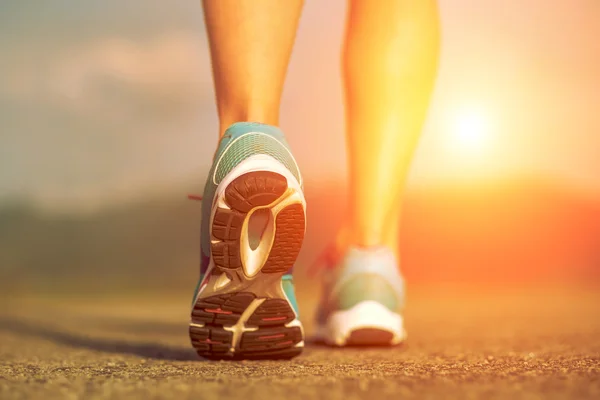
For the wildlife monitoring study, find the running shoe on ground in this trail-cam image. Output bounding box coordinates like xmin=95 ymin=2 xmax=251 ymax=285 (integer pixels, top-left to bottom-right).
xmin=189 ymin=122 xmax=306 ymax=360
xmin=314 ymin=245 xmax=406 ymax=346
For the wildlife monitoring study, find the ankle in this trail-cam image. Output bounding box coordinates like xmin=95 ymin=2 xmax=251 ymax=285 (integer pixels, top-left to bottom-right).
xmin=219 ymin=111 xmax=279 ymax=137
xmin=332 ymin=226 xmax=397 ymax=260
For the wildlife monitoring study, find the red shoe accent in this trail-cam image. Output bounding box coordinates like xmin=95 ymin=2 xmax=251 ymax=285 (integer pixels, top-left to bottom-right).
xmin=262 ymin=316 xmax=288 ymax=322
xmin=205 ymin=308 xmax=233 ymax=315
xmin=258 ymin=334 xmax=285 ymax=340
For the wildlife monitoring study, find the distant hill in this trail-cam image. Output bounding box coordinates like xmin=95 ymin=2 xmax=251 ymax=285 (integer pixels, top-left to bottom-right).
xmin=1 ymin=177 xmax=599 ymax=296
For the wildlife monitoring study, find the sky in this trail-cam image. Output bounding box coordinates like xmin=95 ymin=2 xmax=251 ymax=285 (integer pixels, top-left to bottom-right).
xmin=0 ymin=0 xmax=599 ymax=212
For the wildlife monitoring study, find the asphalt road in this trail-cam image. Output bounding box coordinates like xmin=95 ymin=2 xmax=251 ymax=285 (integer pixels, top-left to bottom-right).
xmin=1 ymin=285 xmax=599 ymax=399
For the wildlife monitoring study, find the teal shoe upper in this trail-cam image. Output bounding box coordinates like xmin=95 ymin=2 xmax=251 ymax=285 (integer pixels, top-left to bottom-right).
xmin=282 ymin=274 xmax=300 ymax=316
xmin=316 ymin=246 xmax=405 ymax=325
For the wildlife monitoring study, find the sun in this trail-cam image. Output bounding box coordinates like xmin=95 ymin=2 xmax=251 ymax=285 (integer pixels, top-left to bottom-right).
xmin=451 ymin=107 xmax=491 ymax=154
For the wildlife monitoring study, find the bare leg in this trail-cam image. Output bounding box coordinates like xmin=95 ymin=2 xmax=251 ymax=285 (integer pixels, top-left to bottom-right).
xmin=192 ymin=0 xmax=307 ymax=360
xmin=343 ymin=0 xmax=440 ymax=257
xmin=202 ymin=0 xmax=304 ymax=137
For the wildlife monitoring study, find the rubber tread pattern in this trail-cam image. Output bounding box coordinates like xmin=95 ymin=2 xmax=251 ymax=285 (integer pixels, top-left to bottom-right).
xmin=190 ymin=292 xmax=302 ymax=360
xmin=225 ymin=171 xmax=287 ymax=213
xmin=240 ymin=326 xmax=303 ymax=353
xmin=211 ymin=171 xmax=288 ymax=270
xmin=346 ymin=328 xmax=395 ymax=347
xmin=191 ymin=292 xmax=255 ymax=325
xmin=262 ymin=204 xmax=305 ymax=273
xmin=247 ymin=299 xmax=296 ymax=327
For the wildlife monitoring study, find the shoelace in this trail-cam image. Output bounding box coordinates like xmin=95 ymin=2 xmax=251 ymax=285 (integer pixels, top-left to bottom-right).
xmin=307 ymin=242 xmax=339 ymax=278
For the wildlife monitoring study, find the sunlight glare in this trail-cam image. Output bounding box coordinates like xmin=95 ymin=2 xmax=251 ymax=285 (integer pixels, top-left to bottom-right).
xmin=452 ymin=107 xmax=491 ymax=154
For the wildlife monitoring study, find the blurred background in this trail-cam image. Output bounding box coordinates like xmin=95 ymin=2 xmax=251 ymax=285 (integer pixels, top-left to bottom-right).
xmin=1 ymin=0 xmax=599 ymax=300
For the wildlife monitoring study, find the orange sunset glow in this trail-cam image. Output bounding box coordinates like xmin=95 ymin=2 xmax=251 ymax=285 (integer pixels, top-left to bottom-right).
xmin=0 ymin=0 xmax=598 ymax=289
xmin=1 ymin=1 xmax=600 ymax=397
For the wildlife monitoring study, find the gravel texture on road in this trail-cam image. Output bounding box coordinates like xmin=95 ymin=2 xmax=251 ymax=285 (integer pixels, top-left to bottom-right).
xmin=1 ymin=286 xmax=599 ymax=399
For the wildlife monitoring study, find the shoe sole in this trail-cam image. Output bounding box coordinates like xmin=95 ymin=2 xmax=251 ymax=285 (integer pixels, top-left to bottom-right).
xmin=322 ymin=300 xmax=406 ymax=347
xmin=190 ymin=162 xmax=305 ymax=360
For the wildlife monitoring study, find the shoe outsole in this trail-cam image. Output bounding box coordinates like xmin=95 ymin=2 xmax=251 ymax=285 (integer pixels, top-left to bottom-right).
xmin=319 ymin=300 xmax=406 ymax=347
xmin=190 ymin=171 xmax=305 ymax=360
xmin=345 ymin=328 xmax=396 ymax=346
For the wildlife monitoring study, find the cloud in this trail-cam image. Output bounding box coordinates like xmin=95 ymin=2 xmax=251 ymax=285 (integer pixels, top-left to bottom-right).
xmin=58 ymin=31 xmax=210 ymax=96
xmin=2 ymin=31 xmax=213 ymax=114
xmin=0 ymin=30 xmax=218 ymax=212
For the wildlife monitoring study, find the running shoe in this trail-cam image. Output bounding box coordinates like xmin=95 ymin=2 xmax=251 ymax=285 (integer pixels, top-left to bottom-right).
xmin=189 ymin=122 xmax=305 ymax=360
xmin=314 ymin=245 xmax=406 ymax=346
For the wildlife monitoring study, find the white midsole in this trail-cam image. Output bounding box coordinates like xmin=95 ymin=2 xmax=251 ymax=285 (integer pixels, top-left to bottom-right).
xmin=317 ymin=300 xmax=406 ymax=346
xmin=194 ymin=154 xmax=305 ymax=303
xmin=213 ymin=154 xmax=305 ymax=279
